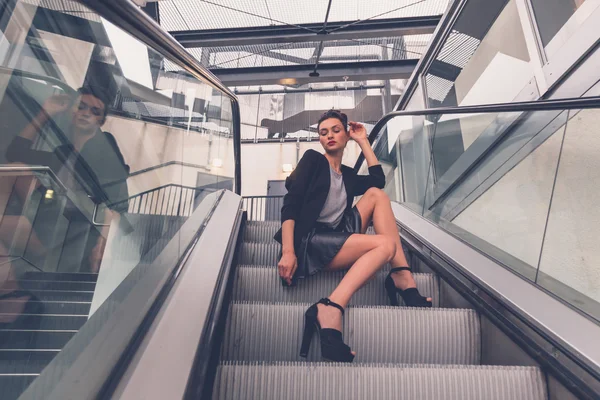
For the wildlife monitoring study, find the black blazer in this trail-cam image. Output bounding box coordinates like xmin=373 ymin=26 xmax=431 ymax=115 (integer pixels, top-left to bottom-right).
xmin=274 ymin=149 xmax=385 ymax=250
xmin=7 ymin=133 xmax=130 ymax=212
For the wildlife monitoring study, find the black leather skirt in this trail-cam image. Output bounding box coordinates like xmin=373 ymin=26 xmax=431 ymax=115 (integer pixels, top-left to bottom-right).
xmin=293 ymin=206 xmax=362 ymax=281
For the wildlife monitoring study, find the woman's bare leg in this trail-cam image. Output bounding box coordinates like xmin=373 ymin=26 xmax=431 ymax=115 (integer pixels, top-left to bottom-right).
xmin=355 ymin=188 xmax=431 ymax=301
xmin=316 ymin=233 xmax=396 ymax=355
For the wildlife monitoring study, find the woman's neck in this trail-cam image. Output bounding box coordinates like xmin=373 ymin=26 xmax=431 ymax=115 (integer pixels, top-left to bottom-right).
xmin=324 ymin=152 xmax=343 ymax=173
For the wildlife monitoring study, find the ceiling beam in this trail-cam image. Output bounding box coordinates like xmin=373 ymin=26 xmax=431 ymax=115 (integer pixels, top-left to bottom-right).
xmin=170 ymin=16 xmax=441 ymax=48
xmin=210 ymin=59 xmax=418 ymax=86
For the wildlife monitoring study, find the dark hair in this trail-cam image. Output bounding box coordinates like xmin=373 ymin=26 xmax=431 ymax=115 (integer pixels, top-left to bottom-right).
xmin=317 ymin=109 xmax=348 ymax=132
xmin=76 ymin=86 xmax=111 ymax=120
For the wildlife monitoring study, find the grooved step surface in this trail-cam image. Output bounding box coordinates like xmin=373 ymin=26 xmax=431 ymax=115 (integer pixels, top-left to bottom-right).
xmin=233 ymin=265 xmax=439 ymax=307
xmin=244 ymin=221 xmax=280 ymax=243
xmin=0 ymin=374 xmax=38 ymax=400
xmin=4 ymin=280 xmax=96 ymax=292
xmin=0 ymin=350 xmax=58 ymax=373
xmin=243 ymin=222 xmax=378 ymax=244
xmin=22 ymin=272 xmax=98 ymax=282
xmin=240 ymin=243 xmax=281 ymax=266
xmin=0 ymin=330 xmax=76 ymax=349
xmin=222 ymin=302 xmax=480 ymax=365
xmin=213 ymin=362 xmax=547 ymax=400
xmin=0 ymin=314 xmax=87 ymax=330
xmin=0 ymin=290 xmax=93 ymax=302
xmin=0 ymin=301 xmax=91 ymax=315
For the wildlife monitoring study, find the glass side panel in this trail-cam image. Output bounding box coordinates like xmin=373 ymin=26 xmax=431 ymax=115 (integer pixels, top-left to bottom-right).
xmin=378 ymin=104 xmax=600 ymax=322
xmin=0 ymin=0 xmax=236 ymax=397
xmin=537 ymin=108 xmax=600 ymax=318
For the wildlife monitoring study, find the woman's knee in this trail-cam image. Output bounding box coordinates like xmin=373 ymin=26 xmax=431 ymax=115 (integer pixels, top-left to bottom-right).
xmin=365 ymin=187 xmax=389 ymax=202
xmin=376 ymin=235 xmax=396 ymax=263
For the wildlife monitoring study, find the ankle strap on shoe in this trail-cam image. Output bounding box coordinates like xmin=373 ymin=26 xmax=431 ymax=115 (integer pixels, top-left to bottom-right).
xmin=390 ymin=266 xmax=411 ymax=273
xmin=318 ymin=298 xmax=345 ymax=315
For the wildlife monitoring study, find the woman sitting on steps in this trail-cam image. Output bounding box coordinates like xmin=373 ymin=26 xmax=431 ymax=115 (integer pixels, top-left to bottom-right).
xmin=273 ymin=109 xmax=432 ymax=363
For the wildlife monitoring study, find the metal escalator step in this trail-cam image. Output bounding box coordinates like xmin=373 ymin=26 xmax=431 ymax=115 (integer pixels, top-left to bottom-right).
xmin=0 ymin=314 xmax=87 ymax=330
xmin=243 ymin=222 xmax=377 ymax=243
xmin=0 ymin=349 xmax=58 ymax=373
xmin=222 ymin=302 xmax=480 ymax=365
xmin=0 ymin=329 xmax=77 ymax=349
xmin=244 ymin=221 xmax=280 ymax=243
xmin=233 ymin=265 xmax=439 ymax=307
xmin=22 ymin=272 xmax=98 ymax=282
xmin=0 ymin=300 xmax=90 ymax=315
xmin=0 ymin=290 xmax=93 ymax=302
xmin=0 ymin=374 xmax=38 ymax=400
xmin=4 ymin=280 xmax=96 ymax=292
xmin=213 ymin=362 xmax=546 ymax=400
xmin=240 ymin=243 xmax=281 ymax=266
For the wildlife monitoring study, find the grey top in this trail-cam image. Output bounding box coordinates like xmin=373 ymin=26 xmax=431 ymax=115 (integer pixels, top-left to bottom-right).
xmin=316 ymin=166 xmax=347 ymax=228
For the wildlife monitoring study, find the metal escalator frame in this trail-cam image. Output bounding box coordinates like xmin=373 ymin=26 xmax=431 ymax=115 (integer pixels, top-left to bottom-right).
xmin=18 ymin=190 xmax=226 ymax=400
xmin=77 ymin=0 xmax=242 ymax=195
xmin=392 ymin=203 xmax=600 ymax=400
xmin=348 ymin=97 xmax=600 ymax=398
xmin=94 ymin=191 xmax=245 ymax=400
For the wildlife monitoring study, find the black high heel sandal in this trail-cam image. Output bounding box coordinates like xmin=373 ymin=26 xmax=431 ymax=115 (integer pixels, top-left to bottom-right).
xmin=299 ymin=298 xmax=354 ymax=362
xmin=385 ymin=267 xmax=432 ymax=308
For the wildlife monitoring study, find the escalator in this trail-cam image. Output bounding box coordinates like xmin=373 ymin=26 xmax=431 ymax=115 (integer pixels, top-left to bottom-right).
xmin=0 ymin=271 xmax=97 ymax=396
xmin=2 ymin=0 xmax=600 ymax=398
xmin=207 ymin=222 xmax=545 ymax=400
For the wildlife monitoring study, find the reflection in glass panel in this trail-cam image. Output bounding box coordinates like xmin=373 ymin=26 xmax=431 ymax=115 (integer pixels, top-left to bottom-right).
xmin=530 ymin=0 xmax=588 ymax=47
xmin=423 ymin=0 xmax=536 ymax=179
xmin=0 ymin=0 xmax=236 ymax=397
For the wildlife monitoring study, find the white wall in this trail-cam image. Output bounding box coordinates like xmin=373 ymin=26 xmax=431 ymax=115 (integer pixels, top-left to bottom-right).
xmin=453 ymin=0 xmax=534 ymax=150
xmin=240 ymin=140 xmax=362 ymax=196
xmin=104 ymin=114 xmax=363 ymax=197
xmin=454 ymin=0 xmax=531 ymax=106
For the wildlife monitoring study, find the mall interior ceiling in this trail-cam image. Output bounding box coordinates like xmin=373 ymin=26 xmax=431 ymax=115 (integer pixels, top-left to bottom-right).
xmin=141 ymin=0 xmax=450 ymax=90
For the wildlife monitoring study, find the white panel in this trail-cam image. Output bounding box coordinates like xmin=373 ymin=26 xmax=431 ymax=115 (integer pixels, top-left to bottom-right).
xmin=102 ymin=19 xmax=153 ymax=89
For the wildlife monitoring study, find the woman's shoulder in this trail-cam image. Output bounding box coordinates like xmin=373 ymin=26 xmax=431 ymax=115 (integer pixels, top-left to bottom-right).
xmin=302 ymin=149 xmax=323 ymax=160
xmin=340 ymin=164 xmax=356 ymax=175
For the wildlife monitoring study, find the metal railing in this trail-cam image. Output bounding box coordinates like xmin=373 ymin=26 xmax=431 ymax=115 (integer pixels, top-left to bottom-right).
xmin=242 ymin=195 xmax=284 ymax=221
xmin=113 ymin=184 xmax=207 ymax=217
xmin=353 ymin=95 xmax=600 ymax=171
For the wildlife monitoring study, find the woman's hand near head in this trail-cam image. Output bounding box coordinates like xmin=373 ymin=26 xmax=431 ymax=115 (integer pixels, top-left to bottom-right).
xmin=278 ymin=249 xmax=297 ymax=286
xmin=348 ymin=121 xmax=368 ymax=144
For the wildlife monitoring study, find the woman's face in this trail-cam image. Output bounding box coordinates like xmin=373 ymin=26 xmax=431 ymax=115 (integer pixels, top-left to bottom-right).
xmin=318 ymin=117 xmax=349 ymax=153
xmin=71 ymin=94 xmax=106 ymax=134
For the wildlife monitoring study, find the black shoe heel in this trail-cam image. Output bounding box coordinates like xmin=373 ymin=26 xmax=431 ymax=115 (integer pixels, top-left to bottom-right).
xmin=384 ymin=274 xmax=400 ymax=306
xmin=299 ymin=298 xmax=354 ymax=362
xmin=300 ymin=305 xmax=317 ymax=357
xmin=385 ymin=267 xmax=432 ymax=308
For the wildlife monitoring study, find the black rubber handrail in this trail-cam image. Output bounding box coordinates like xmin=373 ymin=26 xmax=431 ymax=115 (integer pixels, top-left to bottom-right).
xmin=353 ymin=95 xmax=600 ymax=171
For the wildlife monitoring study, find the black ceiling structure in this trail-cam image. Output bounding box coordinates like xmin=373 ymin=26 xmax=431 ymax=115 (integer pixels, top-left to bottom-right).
xmin=169 ymin=16 xmax=441 ymax=48
xmin=212 ymin=59 xmax=418 ymax=86
xmin=154 ymin=0 xmax=449 ymax=86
